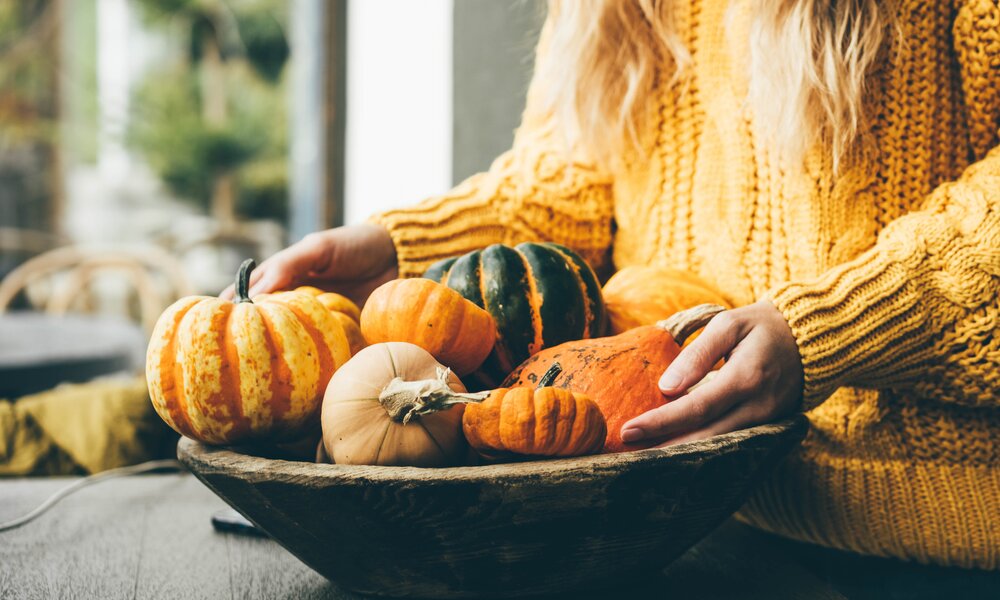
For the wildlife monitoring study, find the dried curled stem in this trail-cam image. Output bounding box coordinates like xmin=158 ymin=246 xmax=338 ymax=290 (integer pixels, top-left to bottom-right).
xmin=656 ymin=304 xmax=727 ymax=345
xmin=378 ymin=368 xmax=490 ymax=424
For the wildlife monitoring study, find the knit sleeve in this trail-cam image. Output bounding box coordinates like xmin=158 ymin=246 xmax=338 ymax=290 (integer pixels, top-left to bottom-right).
xmin=369 ymin=17 xmax=615 ymax=278
xmin=766 ymin=145 xmax=1000 ymax=410
xmin=766 ymin=1 xmax=1000 ymax=411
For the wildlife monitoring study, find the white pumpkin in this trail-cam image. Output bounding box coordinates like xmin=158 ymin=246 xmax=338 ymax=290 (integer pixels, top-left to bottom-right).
xmin=321 ymin=342 xmax=486 ymax=467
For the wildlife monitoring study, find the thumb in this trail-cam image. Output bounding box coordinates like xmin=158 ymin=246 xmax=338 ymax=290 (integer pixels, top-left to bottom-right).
xmin=246 ymin=235 xmax=333 ymax=296
xmin=246 ymin=261 xmax=294 ymax=297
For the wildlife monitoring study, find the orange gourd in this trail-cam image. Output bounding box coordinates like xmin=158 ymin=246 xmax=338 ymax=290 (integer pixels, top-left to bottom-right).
xmin=463 ymin=363 xmax=607 ymax=460
xmin=360 ymin=278 xmax=496 ymax=376
xmin=503 ymin=304 xmax=725 ymax=453
xmin=146 ymin=260 xmax=351 ymax=445
xmin=603 ymin=266 xmax=731 ymax=334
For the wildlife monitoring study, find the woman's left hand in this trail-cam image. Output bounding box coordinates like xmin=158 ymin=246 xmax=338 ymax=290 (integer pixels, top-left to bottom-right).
xmin=620 ymin=300 xmax=804 ymax=446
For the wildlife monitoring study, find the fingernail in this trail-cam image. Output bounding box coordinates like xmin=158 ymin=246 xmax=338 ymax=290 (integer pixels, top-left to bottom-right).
xmin=659 ymin=370 xmax=682 ymax=392
xmin=621 ymin=428 xmax=644 ymax=443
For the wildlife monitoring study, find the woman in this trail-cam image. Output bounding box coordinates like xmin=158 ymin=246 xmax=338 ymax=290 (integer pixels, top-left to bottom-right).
xmin=226 ymin=1 xmax=999 ymax=568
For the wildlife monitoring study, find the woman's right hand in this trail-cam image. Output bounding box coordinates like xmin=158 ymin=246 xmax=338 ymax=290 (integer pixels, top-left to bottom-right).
xmin=220 ymin=223 xmax=398 ymax=306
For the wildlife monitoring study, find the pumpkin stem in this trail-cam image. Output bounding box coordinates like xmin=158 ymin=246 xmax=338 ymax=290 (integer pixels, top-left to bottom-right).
xmin=657 ymin=304 xmax=727 ymax=345
xmin=234 ymin=259 xmax=256 ymax=304
xmin=379 ymin=367 xmax=490 ymax=424
xmin=536 ymin=363 xmax=562 ymax=389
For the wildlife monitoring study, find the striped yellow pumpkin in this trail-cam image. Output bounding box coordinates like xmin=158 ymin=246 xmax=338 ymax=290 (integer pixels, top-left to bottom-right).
xmin=292 ymin=286 xmax=361 ymax=321
xmin=290 ymin=286 xmax=366 ymax=356
xmin=146 ymin=260 xmax=351 ymax=445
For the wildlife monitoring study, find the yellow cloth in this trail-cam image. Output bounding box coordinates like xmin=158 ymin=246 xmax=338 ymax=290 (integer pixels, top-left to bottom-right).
xmin=372 ymin=1 xmax=1000 ymax=569
xmin=0 ymin=377 xmax=177 ymax=476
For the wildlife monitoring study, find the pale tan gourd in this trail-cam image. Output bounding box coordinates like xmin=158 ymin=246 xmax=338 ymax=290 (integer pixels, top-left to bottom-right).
xmin=321 ymin=342 xmax=486 ymax=467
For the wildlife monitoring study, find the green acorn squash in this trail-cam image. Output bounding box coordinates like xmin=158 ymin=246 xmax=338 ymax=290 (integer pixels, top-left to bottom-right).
xmin=424 ymin=242 xmax=606 ymax=388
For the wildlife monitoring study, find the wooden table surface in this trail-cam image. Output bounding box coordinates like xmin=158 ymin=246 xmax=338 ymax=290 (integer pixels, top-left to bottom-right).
xmin=1 ymin=473 xmax=998 ymax=599
xmin=0 ymin=312 xmax=146 ymax=398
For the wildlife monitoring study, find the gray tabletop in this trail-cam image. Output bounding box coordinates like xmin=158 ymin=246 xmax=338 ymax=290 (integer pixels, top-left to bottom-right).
xmin=1 ymin=473 xmax=998 ymax=599
xmin=0 ymin=312 xmax=146 ymax=398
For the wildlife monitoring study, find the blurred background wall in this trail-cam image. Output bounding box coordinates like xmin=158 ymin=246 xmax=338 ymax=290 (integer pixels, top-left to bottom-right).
xmin=452 ymin=0 xmax=543 ymax=183
xmin=343 ymin=0 xmax=453 ymax=225
xmin=344 ymin=0 xmax=543 ymax=223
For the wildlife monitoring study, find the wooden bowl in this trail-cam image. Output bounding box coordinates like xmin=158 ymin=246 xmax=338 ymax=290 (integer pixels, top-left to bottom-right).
xmin=178 ymin=415 xmax=808 ymax=598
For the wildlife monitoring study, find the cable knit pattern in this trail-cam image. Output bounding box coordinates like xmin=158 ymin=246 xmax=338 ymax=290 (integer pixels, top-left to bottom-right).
xmin=767 ymin=145 xmax=1000 ymax=410
xmin=372 ymin=1 xmax=1000 ymax=568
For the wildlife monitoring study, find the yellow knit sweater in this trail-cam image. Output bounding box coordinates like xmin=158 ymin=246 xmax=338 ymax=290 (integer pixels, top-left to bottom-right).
xmin=372 ymin=1 xmax=1000 ymax=569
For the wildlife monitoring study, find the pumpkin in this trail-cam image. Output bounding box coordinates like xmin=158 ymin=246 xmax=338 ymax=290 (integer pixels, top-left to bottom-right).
xmin=146 ymin=259 xmax=352 ymax=445
xmin=322 ymin=342 xmax=487 ymax=467
xmin=292 ymin=286 xmax=361 ymax=321
xmin=360 ymin=278 xmax=495 ymax=376
xmin=424 ymin=242 xmax=606 ymax=388
xmin=261 ymin=291 xmax=366 ymax=358
xmin=290 ymin=286 xmax=366 ymax=355
xmin=330 ymin=313 xmax=367 ymax=356
xmin=603 ymin=266 xmax=732 ymax=334
xmin=463 ymin=363 xmax=607 ymax=460
xmin=503 ymin=304 xmax=725 ymax=453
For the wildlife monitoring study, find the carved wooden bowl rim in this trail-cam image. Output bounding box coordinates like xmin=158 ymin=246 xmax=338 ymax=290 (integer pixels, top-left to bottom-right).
xmin=178 ymin=415 xmax=808 ymax=484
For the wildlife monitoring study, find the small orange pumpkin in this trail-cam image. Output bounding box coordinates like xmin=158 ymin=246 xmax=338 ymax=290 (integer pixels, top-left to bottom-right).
xmin=360 ymin=278 xmax=496 ymax=376
xmin=291 ymin=286 xmax=366 ymax=355
xmin=504 ymin=304 xmax=725 ymax=453
xmin=463 ymin=363 xmax=607 ymax=460
xmin=146 ymin=260 xmax=351 ymax=445
xmin=603 ymin=266 xmax=732 ymax=334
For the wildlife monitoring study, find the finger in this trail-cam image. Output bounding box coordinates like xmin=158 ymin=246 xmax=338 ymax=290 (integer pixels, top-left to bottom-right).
xmin=688 ymin=370 xmax=718 ymax=392
xmin=659 ymin=311 xmax=743 ymax=395
xmin=219 ymin=284 xmax=235 ymax=300
xmin=247 ymin=237 xmax=329 ymax=297
xmin=654 ymin=397 xmax=767 ymax=447
xmin=246 ymin=261 xmax=288 ymax=297
xmin=621 ymin=363 xmax=749 ymax=442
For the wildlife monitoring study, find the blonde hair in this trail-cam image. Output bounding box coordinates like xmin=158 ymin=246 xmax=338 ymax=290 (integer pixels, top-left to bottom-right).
xmin=537 ymin=0 xmax=894 ymax=168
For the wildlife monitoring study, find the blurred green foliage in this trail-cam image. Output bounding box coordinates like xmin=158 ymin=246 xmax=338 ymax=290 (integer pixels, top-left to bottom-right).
xmin=129 ymin=0 xmax=290 ymax=221
xmin=62 ymin=1 xmax=99 ymax=164
xmin=0 ymin=0 xmax=61 ymax=240
xmin=0 ymin=0 xmax=58 ymax=145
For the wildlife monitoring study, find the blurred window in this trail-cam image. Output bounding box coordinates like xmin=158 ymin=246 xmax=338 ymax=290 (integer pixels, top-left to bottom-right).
xmin=0 ymin=0 xmax=542 ymax=300
xmin=0 ymin=0 xmax=339 ymax=295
